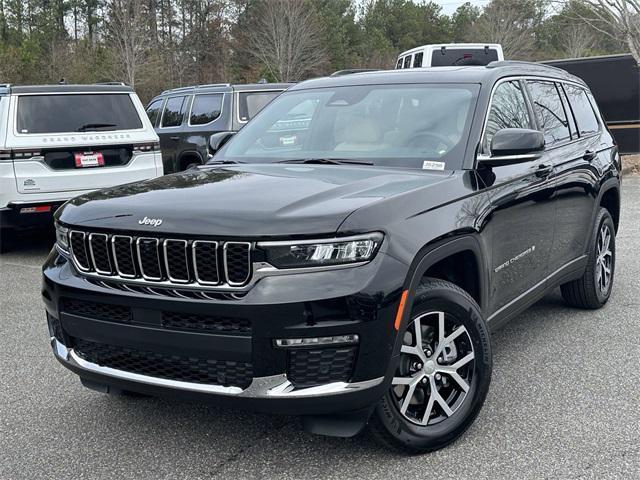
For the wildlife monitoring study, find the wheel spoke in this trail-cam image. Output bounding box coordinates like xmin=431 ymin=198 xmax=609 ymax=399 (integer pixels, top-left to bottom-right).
xmin=437 ymin=325 xmax=468 ymax=356
xmin=447 ymin=371 xmax=471 ymax=393
xmin=452 ymin=351 xmax=475 ymax=370
xmin=437 ymin=311 xmax=445 ymax=350
xmin=413 ymin=316 xmax=424 ymax=349
xmin=433 ymin=385 xmax=453 ymax=417
xmin=392 ymin=376 xmax=414 ymax=386
xmin=399 ymin=382 xmax=418 ymax=415
xmin=419 ymin=390 xmax=435 ymax=425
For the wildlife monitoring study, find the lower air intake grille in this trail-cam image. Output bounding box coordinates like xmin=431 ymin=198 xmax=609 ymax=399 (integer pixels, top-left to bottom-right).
xmin=73 ymin=339 xmax=254 ymax=388
xmin=61 ymin=298 xmax=132 ymax=323
xmin=162 ymin=311 xmax=251 ymax=335
xmin=287 ymin=346 xmax=357 ymax=388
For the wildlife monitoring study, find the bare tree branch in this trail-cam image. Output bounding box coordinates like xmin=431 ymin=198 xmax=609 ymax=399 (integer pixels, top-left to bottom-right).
xmin=247 ymin=0 xmax=327 ymax=82
xmin=563 ymin=0 xmax=640 ymax=63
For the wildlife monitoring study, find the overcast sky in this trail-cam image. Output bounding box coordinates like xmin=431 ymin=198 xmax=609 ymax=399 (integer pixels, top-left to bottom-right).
xmin=430 ymin=0 xmax=491 ymax=15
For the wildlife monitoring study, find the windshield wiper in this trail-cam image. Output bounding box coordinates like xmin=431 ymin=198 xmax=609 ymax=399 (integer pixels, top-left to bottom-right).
xmin=76 ymin=123 xmax=117 ymax=132
xmin=277 ymin=158 xmax=374 ymax=166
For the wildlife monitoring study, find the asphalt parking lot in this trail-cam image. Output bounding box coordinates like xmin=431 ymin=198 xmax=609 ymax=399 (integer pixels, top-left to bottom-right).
xmin=1 ymin=176 xmax=638 ymax=480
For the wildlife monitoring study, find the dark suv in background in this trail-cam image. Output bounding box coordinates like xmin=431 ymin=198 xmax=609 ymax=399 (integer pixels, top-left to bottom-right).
xmin=146 ymin=83 xmax=291 ymax=173
xmin=45 ymin=62 xmax=621 ymax=453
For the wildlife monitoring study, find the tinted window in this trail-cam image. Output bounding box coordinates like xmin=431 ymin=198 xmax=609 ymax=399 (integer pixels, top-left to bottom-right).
xmin=484 ymin=81 xmax=532 ymax=152
xmin=396 ymin=58 xmax=403 ymax=69
xmin=190 ymin=94 xmax=223 ymax=125
xmin=431 ymin=48 xmax=499 ymax=66
xmin=146 ymin=99 xmax=163 ymax=127
xmin=238 ymin=91 xmax=281 ymax=122
xmin=403 ymin=56 xmax=412 ymax=68
xmin=16 ymin=94 xmax=142 ymax=134
xmin=564 ymin=84 xmax=600 ymax=136
xmin=413 ymin=52 xmax=424 ymax=68
xmin=161 ymin=96 xmax=187 ymax=127
xmin=527 ymin=80 xmax=571 ymax=146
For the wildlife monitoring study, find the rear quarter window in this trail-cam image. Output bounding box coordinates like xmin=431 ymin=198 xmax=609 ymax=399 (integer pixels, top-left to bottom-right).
xmin=238 ymin=91 xmax=281 ymax=123
xmin=564 ymin=84 xmax=600 ymax=136
xmin=146 ymin=99 xmax=164 ymax=127
xmin=16 ymin=93 xmax=143 ymax=134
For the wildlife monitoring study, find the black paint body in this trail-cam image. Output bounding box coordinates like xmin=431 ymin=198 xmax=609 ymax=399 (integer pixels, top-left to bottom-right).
xmin=43 ymin=63 xmax=621 ymax=416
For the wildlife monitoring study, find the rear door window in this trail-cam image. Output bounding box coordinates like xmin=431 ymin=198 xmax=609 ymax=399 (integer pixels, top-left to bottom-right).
xmin=238 ymin=91 xmax=281 ymax=123
xmin=563 ymin=84 xmax=600 ymax=136
xmin=146 ymin=99 xmax=164 ymax=127
xmin=190 ymin=94 xmax=223 ymax=125
xmin=527 ymin=80 xmax=571 ymax=146
xmin=16 ymin=93 xmax=142 ymax=134
xmin=161 ymin=95 xmax=187 ymax=127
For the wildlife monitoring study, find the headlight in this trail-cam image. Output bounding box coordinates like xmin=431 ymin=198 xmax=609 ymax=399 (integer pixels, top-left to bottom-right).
xmin=258 ymin=233 xmax=383 ymax=269
xmin=55 ymin=222 xmax=70 ymax=253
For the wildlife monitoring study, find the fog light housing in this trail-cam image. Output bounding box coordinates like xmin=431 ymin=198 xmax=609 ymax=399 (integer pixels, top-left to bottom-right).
xmin=274 ymin=334 xmax=359 ymax=348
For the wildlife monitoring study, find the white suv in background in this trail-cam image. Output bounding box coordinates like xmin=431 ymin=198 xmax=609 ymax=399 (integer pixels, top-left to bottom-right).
xmin=396 ymin=43 xmax=504 ymax=68
xmin=0 ymin=83 xmax=162 ymax=251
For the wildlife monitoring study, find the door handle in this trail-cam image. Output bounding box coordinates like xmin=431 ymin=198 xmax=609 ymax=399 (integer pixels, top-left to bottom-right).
xmin=169 ymin=136 xmax=180 ymax=141
xmin=535 ymin=162 xmax=553 ymax=178
xmin=583 ymin=150 xmax=597 ymax=161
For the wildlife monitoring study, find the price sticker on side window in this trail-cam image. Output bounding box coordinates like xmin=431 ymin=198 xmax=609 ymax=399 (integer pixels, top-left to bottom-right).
xmin=74 ymin=152 xmax=105 ymax=168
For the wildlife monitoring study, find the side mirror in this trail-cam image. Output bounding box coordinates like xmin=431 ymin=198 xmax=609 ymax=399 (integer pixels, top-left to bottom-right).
xmin=209 ymin=131 xmax=235 ymax=153
xmin=479 ymin=128 xmax=544 ymax=167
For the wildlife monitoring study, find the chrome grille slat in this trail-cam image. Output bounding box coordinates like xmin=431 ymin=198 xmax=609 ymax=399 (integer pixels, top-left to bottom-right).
xmin=88 ymin=233 xmax=112 ymax=275
xmin=224 ymin=242 xmax=252 ymax=286
xmin=69 ymin=231 xmax=91 ymax=271
xmin=68 ymin=230 xmax=252 ymax=289
xmin=136 ymin=237 xmax=162 ymax=281
xmin=111 ymin=235 xmax=136 ymax=278
xmin=193 ymin=241 xmax=220 ymax=285
xmin=163 ymin=239 xmax=190 ymax=283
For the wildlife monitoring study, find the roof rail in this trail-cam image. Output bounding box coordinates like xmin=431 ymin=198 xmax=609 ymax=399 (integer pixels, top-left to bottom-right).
xmin=160 ymin=83 xmax=231 ymax=95
xmin=94 ymin=81 xmax=126 ymax=86
xmin=486 ymin=60 xmax=567 ymax=74
xmin=330 ymin=69 xmax=379 ymax=77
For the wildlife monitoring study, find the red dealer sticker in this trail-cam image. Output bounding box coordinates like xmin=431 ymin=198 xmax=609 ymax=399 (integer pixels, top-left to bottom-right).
xmin=74 ymin=152 xmax=105 ymax=168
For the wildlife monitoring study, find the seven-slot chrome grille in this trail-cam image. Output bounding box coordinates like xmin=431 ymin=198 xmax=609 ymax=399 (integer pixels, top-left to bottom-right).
xmin=68 ymin=230 xmax=252 ymax=288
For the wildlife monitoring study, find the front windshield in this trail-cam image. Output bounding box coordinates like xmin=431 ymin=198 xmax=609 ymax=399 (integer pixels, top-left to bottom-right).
xmin=214 ymin=83 xmax=479 ymax=170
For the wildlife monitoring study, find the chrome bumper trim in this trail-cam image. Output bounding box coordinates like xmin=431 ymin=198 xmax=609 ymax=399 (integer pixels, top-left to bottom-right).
xmin=52 ymin=338 xmax=383 ymax=398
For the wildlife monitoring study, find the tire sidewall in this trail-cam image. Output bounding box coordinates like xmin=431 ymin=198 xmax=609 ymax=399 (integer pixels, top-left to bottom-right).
xmin=593 ymin=210 xmax=616 ymax=304
xmin=374 ymin=281 xmax=492 ymax=452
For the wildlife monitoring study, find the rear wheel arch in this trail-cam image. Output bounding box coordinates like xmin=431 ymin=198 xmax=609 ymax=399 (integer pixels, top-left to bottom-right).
xmin=599 ymin=185 xmax=620 ymax=233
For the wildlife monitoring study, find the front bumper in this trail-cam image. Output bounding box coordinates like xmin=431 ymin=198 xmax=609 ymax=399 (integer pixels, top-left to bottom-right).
xmin=43 ymin=247 xmax=407 ymax=415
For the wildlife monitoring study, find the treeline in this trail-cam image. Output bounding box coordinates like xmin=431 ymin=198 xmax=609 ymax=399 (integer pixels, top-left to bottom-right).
xmin=0 ymin=0 xmax=628 ymax=103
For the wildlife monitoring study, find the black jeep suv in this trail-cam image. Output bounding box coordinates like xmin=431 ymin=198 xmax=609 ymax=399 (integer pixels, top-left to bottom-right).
xmin=43 ymin=62 xmax=621 ymax=453
xmin=146 ymin=82 xmax=291 ymax=174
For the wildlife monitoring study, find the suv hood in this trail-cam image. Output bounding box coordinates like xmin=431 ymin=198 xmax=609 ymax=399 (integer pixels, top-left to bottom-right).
xmin=58 ymin=164 xmax=451 ymax=237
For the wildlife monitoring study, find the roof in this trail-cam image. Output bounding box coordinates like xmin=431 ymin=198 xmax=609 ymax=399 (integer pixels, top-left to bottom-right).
xmin=288 ymin=61 xmax=586 ymax=91
xmin=156 ymin=82 xmax=293 ymax=97
xmin=8 ymin=84 xmax=134 ymax=94
xmin=398 ymin=43 xmax=503 ymax=57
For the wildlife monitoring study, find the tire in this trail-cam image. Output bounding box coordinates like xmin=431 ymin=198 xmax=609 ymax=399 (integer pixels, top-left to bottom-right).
xmin=561 ymin=208 xmax=615 ymax=309
xmin=369 ymin=278 xmax=492 ymax=454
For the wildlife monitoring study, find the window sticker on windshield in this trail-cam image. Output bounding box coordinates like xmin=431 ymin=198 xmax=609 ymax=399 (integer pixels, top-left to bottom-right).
xmin=422 ymin=160 xmax=445 ymax=171
xmin=279 ymin=135 xmax=297 ymax=146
